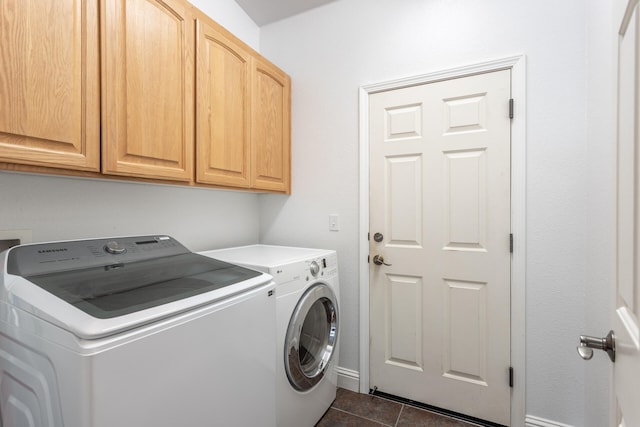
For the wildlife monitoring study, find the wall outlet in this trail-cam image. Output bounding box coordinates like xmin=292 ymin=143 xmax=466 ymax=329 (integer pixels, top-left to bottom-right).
xmin=329 ymin=214 xmax=340 ymax=231
xmin=0 ymin=230 xmax=32 ymax=246
xmin=0 ymin=239 xmax=20 ymax=252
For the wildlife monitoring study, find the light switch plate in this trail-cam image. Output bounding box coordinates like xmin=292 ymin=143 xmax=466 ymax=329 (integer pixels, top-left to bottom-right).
xmin=329 ymin=214 xmax=340 ymax=231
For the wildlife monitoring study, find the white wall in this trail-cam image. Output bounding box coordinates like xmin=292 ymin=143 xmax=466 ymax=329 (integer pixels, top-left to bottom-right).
xmin=0 ymin=172 xmax=261 ymax=251
xmin=190 ymin=0 xmax=260 ymax=49
xmin=258 ymin=0 xmax=614 ymax=425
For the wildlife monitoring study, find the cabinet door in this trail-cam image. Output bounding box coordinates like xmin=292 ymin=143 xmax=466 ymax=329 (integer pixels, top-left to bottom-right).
xmin=195 ymin=20 xmax=251 ymax=187
xmin=102 ymin=0 xmax=194 ymax=181
xmin=251 ymin=58 xmax=291 ymax=193
xmin=0 ymin=0 xmax=100 ymax=171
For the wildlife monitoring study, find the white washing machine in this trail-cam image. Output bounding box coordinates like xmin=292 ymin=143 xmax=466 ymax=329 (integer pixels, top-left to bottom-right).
xmin=0 ymin=235 xmax=276 ymax=427
xmin=201 ymin=245 xmax=339 ymax=427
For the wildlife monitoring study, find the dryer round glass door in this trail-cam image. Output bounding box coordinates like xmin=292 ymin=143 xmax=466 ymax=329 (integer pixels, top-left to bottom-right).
xmin=284 ymin=283 xmax=339 ymax=391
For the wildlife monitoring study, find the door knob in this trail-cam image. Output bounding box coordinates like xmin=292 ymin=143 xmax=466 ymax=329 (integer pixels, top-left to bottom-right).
xmin=577 ymin=330 xmax=615 ymax=362
xmin=372 ymin=255 xmax=391 ymax=266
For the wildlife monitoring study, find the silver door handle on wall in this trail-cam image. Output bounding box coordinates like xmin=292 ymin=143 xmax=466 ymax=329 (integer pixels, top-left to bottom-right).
xmin=577 ymin=330 xmax=615 ymax=362
xmin=372 ymin=255 xmax=391 ymax=266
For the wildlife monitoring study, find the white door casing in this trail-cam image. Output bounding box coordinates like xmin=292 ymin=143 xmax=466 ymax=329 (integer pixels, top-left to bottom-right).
xmin=368 ymin=69 xmax=511 ymax=425
xmin=613 ymin=0 xmax=640 ymax=425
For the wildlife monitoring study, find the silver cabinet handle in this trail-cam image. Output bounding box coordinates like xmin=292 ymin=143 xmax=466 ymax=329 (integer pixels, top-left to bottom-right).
xmin=372 ymin=255 xmax=391 ymax=266
xmin=577 ymin=330 xmax=615 ymax=362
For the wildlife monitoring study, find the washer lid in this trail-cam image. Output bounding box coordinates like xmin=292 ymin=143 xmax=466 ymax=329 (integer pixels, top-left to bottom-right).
xmin=2 ymin=236 xmax=270 ymax=339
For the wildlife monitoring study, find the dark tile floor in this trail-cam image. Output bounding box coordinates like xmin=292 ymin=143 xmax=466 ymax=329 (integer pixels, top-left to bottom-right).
xmin=316 ymin=388 xmax=482 ymax=427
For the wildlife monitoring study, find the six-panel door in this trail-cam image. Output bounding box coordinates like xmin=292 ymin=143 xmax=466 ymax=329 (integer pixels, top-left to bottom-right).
xmin=369 ymin=69 xmax=512 ymax=426
xmin=614 ymin=1 xmax=640 ymax=425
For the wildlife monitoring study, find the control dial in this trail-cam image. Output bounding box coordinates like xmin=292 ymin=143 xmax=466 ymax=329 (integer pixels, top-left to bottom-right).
xmin=104 ymin=241 xmax=127 ymax=255
xmin=310 ymin=261 xmax=320 ymax=277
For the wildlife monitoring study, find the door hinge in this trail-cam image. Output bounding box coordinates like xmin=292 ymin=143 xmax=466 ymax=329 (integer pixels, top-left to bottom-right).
xmin=509 ymin=366 xmax=514 ymax=387
xmin=510 ymin=234 xmax=513 ymax=253
xmin=368 ymin=232 xmax=370 ymax=241
xmin=367 ymin=255 xmax=370 ymax=263
xmin=509 ymin=98 xmax=514 ymax=119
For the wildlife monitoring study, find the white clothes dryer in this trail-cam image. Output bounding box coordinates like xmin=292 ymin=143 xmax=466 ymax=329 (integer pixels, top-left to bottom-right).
xmin=201 ymin=245 xmax=339 ymax=427
xmin=0 ymin=236 xmax=276 ymax=427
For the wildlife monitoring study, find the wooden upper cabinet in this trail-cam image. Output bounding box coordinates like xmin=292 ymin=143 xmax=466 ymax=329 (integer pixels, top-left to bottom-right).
xmin=102 ymin=0 xmax=194 ymax=181
xmin=195 ymin=20 xmax=251 ymax=187
xmin=251 ymin=57 xmax=291 ymax=193
xmin=0 ymin=0 xmax=290 ymax=192
xmin=0 ymin=0 xmax=100 ymax=171
xmin=194 ymin=12 xmax=291 ymax=193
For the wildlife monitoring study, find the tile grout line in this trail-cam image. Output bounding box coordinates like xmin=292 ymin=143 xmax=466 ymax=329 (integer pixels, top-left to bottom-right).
xmin=328 ymin=389 xmax=489 ymax=427
xmin=329 ymin=407 xmax=394 ymax=426
xmin=370 ymin=395 xmax=487 ymax=427
xmin=394 ymin=404 xmax=405 ymax=427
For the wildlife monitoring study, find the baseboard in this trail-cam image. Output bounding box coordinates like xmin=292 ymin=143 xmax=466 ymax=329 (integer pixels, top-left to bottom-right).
xmin=336 ymin=366 xmax=359 ymax=392
xmin=525 ymin=415 xmax=574 ymax=427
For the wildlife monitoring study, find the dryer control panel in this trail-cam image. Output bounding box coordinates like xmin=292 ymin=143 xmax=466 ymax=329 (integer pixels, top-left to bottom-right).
xmin=305 ymin=253 xmax=338 ymax=281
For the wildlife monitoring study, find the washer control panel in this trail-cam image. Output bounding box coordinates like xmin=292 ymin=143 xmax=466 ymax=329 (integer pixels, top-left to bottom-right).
xmin=7 ymin=235 xmax=187 ymax=277
xmin=104 ymin=240 xmax=127 ymax=255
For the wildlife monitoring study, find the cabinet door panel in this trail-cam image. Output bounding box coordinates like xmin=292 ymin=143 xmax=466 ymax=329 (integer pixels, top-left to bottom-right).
xmin=196 ymin=21 xmax=251 ymax=187
xmin=252 ymin=58 xmax=291 ymax=193
xmin=0 ymin=0 xmax=99 ymax=171
xmin=102 ymin=0 xmax=194 ymax=181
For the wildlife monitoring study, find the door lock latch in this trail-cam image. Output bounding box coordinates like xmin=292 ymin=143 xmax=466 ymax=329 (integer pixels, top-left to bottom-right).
xmin=372 ymin=255 xmax=391 ymax=266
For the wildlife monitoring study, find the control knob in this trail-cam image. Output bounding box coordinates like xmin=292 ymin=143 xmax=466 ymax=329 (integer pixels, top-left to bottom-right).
xmin=104 ymin=241 xmax=126 ymax=255
xmin=310 ymin=261 xmax=320 ymax=277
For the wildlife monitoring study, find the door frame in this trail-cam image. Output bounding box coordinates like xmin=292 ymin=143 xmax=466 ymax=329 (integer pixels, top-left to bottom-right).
xmin=358 ymin=55 xmax=526 ymax=426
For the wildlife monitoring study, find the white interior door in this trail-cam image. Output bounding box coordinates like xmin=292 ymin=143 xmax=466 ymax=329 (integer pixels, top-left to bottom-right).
xmin=369 ymin=69 xmax=511 ymax=426
xmin=613 ymin=0 xmax=640 ymax=425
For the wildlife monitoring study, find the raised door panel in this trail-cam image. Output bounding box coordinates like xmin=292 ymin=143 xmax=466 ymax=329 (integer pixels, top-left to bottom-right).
xmin=102 ymin=0 xmax=194 ymax=181
xmin=195 ymin=20 xmax=251 ymax=187
xmin=251 ymin=58 xmax=291 ymax=193
xmin=0 ymin=0 xmax=99 ymax=171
